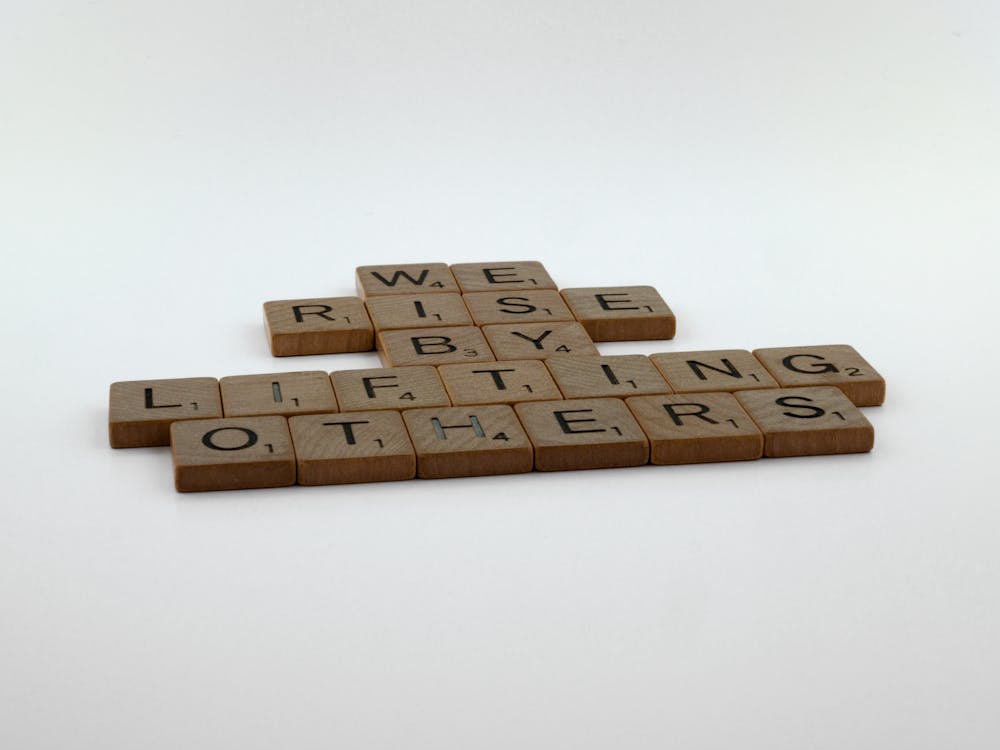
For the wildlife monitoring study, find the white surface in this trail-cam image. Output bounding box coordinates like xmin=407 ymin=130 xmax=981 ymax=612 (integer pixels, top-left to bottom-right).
xmin=2 ymin=2 xmax=999 ymax=748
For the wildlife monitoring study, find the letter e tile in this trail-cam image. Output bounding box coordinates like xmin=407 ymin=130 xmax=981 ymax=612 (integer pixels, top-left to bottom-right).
xmin=514 ymin=398 xmax=649 ymax=471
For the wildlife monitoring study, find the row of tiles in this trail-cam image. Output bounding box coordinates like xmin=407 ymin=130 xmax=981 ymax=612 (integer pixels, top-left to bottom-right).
xmin=109 ymin=346 xmax=884 ymax=449
xmin=265 ymin=286 xmax=675 ymax=357
xmin=170 ymin=388 xmax=875 ymax=492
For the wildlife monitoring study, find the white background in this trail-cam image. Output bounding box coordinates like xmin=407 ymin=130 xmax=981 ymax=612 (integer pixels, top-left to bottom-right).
xmin=2 ymin=2 xmax=999 ymax=748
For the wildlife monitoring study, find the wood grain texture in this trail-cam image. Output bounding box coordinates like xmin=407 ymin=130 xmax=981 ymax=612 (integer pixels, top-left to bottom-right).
xmin=377 ymin=326 xmax=495 ymax=367
xmin=650 ymin=349 xmax=778 ymax=393
xmin=462 ymin=290 xmax=573 ymax=326
xmin=365 ymin=293 xmax=472 ymax=331
xmin=450 ymin=261 xmax=557 ymax=292
xmin=356 ymin=263 xmax=459 ymax=297
xmin=514 ymin=398 xmax=649 ymax=471
xmin=437 ymin=360 xmax=563 ymax=405
xmin=109 ymin=377 xmax=222 ymax=448
xmin=735 ymin=387 xmax=875 ymax=457
xmin=480 ymin=322 xmax=599 ymax=361
xmin=170 ymin=416 xmax=296 ymax=492
xmin=402 ymin=405 xmax=533 ymax=479
xmin=331 ymin=366 xmax=451 ymax=412
xmin=626 ymin=392 xmax=763 ymax=465
xmin=288 ymin=410 xmax=415 ymax=486
xmin=560 ymin=286 xmax=675 ymax=341
xmin=752 ymin=345 xmax=886 ymax=406
xmin=220 ymin=371 xmax=338 ymax=417
xmin=263 ymin=297 xmax=373 ymax=356
xmin=544 ymin=354 xmax=672 ymax=399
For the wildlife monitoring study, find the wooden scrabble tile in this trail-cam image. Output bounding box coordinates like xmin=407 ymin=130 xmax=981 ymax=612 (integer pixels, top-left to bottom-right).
xmin=402 ymin=405 xmax=533 ymax=479
xmin=735 ymin=387 xmax=874 ymax=457
xmin=560 ymin=286 xmax=676 ymax=341
xmin=450 ymin=261 xmax=557 ymax=292
xmin=288 ymin=410 xmax=415 ymax=486
xmin=650 ymin=349 xmax=778 ymax=393
xmin=377 ymin=326 xmax=495 ymax=367
xmin=263 ymin=297 xmax=373 ymax=356
xmin=514 ymin=398 xmax=649 ymax=471
xmin=480 ymin=322 xmax=599 ymax=361
xmin=545 ymin=355 xmax=672 ymax=399
xmin=109 ymin=377 xmax=223 ymax=448
xmin=365 ymin=293 xmax=472 ymax=331
xmin=331 ymin=366 xmax=451 ymax=412
xmin=438 ymin=360 xmax=563 ymax=405
xmin=626 ymin=393 xmax=763 ymax=465
xmin=752 ymin=345 xmax=886 ymax=407
xmin=356 ymin=263 xmax=459 ymax=297
xmin=220 ymin=371 xmax=338 ymax=417
xmin=462 ymin=290 xmax=574 ymax=326
xmin=170 ymin=416 xmax=296 ymax=492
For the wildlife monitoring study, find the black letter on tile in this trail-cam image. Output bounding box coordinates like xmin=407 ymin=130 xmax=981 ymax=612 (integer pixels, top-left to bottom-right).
xmin=324 ymin=420 xmax=370 ymax=445
xmin=554 ymin=409 xmax=605 ymax=434
xmin=781 ymin=354 xmax=838 ymax=374
xmin=202 ymin=427 xmax=258 ymax=451
xmin=412 ymin=336 xmax=457 ymax=355
xmin=292 ymin=304 xmax=336 ymax=322
xmin=776 ymin=396 xmax=826 ymax=419
xmin=663 ymin=403 xmax=717 ymax=426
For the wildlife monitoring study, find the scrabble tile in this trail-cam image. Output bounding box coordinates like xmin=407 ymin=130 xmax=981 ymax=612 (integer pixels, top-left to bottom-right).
xmin=356 ymin=263 xmax=459 ymax=297
xmin=735 ymin=387 xmax=874 ymax=457
xmin=402 ymin=405 xmax=533 ymax=479
xmin=752 ymin=345 xmax=886 ymax=407
xmin=438 ymin=360 xmax=563 ymax=405
xmin=450 ymin=261 xmax=557 ymax=292
xmin=170 ymin=416 xmax=296 ymax=492
xmin=545 ymin=355 xmax=672 ymax=399
xmin=650 ymin=349 xmax=778 ymax=393
xmin=288 ymin=410 xmax=415 ymax=486
xmin=377 ymin=326 xmax=495 ymax=367
xmin=462 ymin=290 xmax=574 ymax=326
xmin=514 ymin=398 xmax=649 ymax=471
xmin=331 ymin=366 xmax=451 ymax=412
xmin=220 ymin=371 xmax=338 ymax=417
xmin=626 ymin=393 xmax=763 ymax=465
xmin=109 ymin=377 xmax=223 ymax=448
xmin=263 ymin=297 xmax=373 ymax=356
xmin=365 ymin=293 xmax=472 ymax=331
xmin=560 ymin=286 xmax=676 ymax=341
xmin=481 ymin=322 xmax=599 ymax=361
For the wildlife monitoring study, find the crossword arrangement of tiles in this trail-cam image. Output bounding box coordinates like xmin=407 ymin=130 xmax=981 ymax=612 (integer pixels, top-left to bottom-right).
xmin=108 ymin=261 xmax=885 ymax=492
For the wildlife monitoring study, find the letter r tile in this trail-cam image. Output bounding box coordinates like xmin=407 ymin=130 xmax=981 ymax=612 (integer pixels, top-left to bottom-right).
xmin=263 ymin=297 xmax=373 ymax=356
xmin=626 ymin=392 xmax=763 ymax=465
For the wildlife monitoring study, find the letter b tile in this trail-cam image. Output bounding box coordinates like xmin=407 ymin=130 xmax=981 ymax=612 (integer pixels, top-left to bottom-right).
xmin=377 ymin=326 xmax=495 ymax=367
